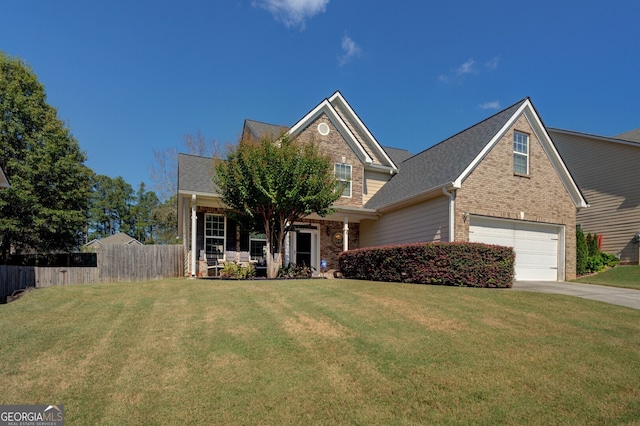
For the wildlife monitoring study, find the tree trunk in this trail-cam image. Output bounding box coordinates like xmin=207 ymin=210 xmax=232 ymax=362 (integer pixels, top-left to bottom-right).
xmin=264 ymin=218 xmax=286 ymax=279
xmin=268 ymin=252 xmax=282 ymax=279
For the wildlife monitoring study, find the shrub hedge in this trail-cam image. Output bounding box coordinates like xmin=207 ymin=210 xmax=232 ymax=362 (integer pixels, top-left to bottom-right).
xmin=338 ymin=242 xmax=515 ymax=288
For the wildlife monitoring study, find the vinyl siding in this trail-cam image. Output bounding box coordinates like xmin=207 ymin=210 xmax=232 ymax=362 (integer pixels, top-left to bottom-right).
xmin=551 ymin=130 xmax=640 ymax=263
xmin=360 ymin=195 xmax=449 ymax=247
xmin=363 ymin=170 xmax=391 ymax=204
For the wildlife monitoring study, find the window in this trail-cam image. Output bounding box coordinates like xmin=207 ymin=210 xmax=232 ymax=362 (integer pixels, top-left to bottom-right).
xmin=513 ymin=132 xmax=529 ymax=175
xmin=205 ymin=214 xmax=225 ymax=259
xmin=250 ymin=232 xmax=267 ymax=261
xmin=334 ymin=163 xmax=352 ymax=197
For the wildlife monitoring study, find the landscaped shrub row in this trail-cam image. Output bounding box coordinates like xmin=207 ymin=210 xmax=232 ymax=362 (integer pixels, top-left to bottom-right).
xmin=338 ymin=242 xmax=515 ymax=288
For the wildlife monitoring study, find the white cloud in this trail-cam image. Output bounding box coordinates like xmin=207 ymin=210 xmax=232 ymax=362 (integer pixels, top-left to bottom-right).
xmin=485 ymin=56 xmax=500 ymax=71
xmin=338 ymin=35 xmax=362 ymax=66
xmin=439 ymin=55 xmax=500 ymax=83
xmin=456 ymin=59 xmax=477 ymax=76
xmin=480 ymin=101 xmax=501 ymax=110
xmin=255 ymin=0 xmax=329 ymax=29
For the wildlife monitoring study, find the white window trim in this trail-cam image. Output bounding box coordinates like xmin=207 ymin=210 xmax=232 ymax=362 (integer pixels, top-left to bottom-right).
xmin=513 ymin=131 xmax=529 ymax=175
xmin=249 ymin=232 xmax=267 ymax=261
xmin=204 ymin=214 xmax=226 ymax=259
xmin=335 ymin=163 xmax=352 ymax=198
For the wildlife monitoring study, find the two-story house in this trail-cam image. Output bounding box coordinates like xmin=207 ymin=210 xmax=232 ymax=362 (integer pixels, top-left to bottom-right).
xmin=550 ymin=128 xmax=640 ymax=264
xmin=178 ymin=92 xmax=587 ymax=281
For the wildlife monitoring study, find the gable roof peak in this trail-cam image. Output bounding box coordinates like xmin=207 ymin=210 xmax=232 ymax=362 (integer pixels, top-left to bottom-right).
xmin=287 ymin=91 xmax=398 ymax=169
xmin=405 ymin=97 xmax=530 ymax=162
xmin=366 ymin=96 xmax=585 ymax=210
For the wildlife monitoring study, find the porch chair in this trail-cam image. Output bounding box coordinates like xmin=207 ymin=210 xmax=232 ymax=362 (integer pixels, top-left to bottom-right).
xmin=206 ymin=255 xmax=222 ymax=277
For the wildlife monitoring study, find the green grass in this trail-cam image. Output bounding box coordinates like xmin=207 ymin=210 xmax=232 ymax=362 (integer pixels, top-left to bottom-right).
xmin=1 ymin=278 xmax=640 ymax=425
xmin=573 ymin=265 xmax=640 ymax=289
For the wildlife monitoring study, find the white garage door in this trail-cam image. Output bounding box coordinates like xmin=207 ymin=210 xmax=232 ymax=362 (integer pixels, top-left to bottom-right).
xmin=469 ymin=217 xmax=561 ymax=281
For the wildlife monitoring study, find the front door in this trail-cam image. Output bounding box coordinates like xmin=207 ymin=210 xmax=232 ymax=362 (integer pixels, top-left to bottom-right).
xmin=292 ymin=230 xmax=319 ymax=272
xmin=296 ymin=232 xmax=312 ymax=267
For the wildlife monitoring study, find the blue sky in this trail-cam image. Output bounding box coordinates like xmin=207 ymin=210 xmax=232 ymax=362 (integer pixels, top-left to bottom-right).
xmin=3 ymin=0 xmax=639 ymax=194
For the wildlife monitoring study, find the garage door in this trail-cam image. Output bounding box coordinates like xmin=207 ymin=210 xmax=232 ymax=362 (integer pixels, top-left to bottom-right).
xmin=469 ymin=217 xmax=561 ymax=281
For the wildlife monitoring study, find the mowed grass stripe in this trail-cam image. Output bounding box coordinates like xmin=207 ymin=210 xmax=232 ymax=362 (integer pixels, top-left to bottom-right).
xmin=1 ymin=278 xmax=639 ymax=425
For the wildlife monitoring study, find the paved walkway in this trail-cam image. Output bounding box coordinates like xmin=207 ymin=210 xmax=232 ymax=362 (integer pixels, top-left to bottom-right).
xmin=512 ymin=281 xmax=640 ymax=310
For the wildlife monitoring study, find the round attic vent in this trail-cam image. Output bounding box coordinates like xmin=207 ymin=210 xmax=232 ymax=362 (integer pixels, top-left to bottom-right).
xmin=317 ymin=122 xmax=330 ymax=136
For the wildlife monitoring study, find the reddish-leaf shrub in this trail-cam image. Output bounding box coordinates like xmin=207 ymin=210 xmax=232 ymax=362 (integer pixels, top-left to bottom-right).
xmin=338 ymin=242 xmax=515 ymax=288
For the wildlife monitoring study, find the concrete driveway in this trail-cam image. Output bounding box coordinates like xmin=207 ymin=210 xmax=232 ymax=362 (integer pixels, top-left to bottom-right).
xmin=512 ymin=281 xmax=640 ymax=310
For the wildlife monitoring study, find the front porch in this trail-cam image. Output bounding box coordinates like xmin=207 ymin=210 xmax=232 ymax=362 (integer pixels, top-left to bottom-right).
xmin=184 ymin=203 xmax=369 ymax=278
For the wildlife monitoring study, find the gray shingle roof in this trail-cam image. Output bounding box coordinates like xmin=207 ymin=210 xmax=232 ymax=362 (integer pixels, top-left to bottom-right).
xmin=178 ymin=153 xmax=218 ymax=195
xmin=365 ymin=99 xmax=528 ymax=209
xmin=615 ymin=128 xmax=640 ymax=143
xmin=382 ymin=146 xmax=413 ymax=166
xmin=244 ymin=119 xmax=287 ymax=139
xmin=85 ymin=232 xmax=142 ymax=246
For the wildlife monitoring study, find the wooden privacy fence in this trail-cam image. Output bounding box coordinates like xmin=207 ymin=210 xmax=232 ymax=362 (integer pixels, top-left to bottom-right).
xmin=1 ymin=245 xmax=184 ymax=299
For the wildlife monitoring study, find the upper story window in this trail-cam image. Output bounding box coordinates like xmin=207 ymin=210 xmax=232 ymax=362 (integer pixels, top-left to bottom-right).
xmin=513 ymin=131 xmax=529 ymax=175
xmin=205 ymin=214 xmax=225 ymax=259
xmin=334 ymin=163 xmax=352 ymax=197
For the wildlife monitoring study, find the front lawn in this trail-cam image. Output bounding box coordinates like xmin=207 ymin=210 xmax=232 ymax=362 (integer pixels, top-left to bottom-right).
xmin=1 ymin=278 xmax=639 ymax=424
xmin=573 ymin=265 xmax=640 ymax=289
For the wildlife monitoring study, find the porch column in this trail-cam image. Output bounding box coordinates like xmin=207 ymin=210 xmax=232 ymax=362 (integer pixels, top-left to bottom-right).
xmin=190 ymin=194 xmax=197 ymax=277
xmin=343 ymin=217 xmax=349 ymax=252
xmin=284 ymin=221 xmax=291 ymax=266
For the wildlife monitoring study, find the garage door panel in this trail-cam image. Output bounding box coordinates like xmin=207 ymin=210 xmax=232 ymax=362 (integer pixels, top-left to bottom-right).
xmin=468 ymin=220 xmax=514 ymax=247
xmin=469 ymin=217 xmax=560 ymax=281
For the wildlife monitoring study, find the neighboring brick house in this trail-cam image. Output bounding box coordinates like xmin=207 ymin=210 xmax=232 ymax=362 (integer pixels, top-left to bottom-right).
xmin=550 ymin=128 xmax=640 ymax=264
xmin=178 ymin=93 xmax=586 ymax=281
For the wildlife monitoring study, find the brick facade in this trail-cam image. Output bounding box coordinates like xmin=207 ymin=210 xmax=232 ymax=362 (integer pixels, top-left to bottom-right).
xmin=294 ymin=113 xmax=364 ymax=209
xmin=183 ymin=96 xmax=580 ymax=281
xmin=196 ymin=206 xmax=358 ymax=273
xmin=455 ymin=115 xmax=577 ymax=279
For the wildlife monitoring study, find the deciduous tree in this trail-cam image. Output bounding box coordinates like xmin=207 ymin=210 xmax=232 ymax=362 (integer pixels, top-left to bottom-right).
xmin=214 ymin=133 xmax=341 ymax=278
xmin=0 ymin=52 xmax=92 ymax=258
xmin=149 ymin=130 xmax=220 ymax=201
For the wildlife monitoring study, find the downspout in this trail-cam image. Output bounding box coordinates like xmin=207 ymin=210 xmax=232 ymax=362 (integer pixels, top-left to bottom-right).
xmin=442 ymin=187 xmax=455 ymax=242
xmin=190 ymin=194 xmax=197 ymax=278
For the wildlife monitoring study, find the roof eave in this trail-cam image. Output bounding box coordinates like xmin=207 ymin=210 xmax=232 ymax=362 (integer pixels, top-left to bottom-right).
xmin=365 ymin=162 xmax=398 ymax=174
xmin=178 ymin=189 xmax=220 ymax=198
xmin=523 ymin=107 xmax=589 ymax=209
xmin=374 ymin=182 xmax=459 ymax=213
xmin=549 ymin=128 xmax=640 ymax=148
